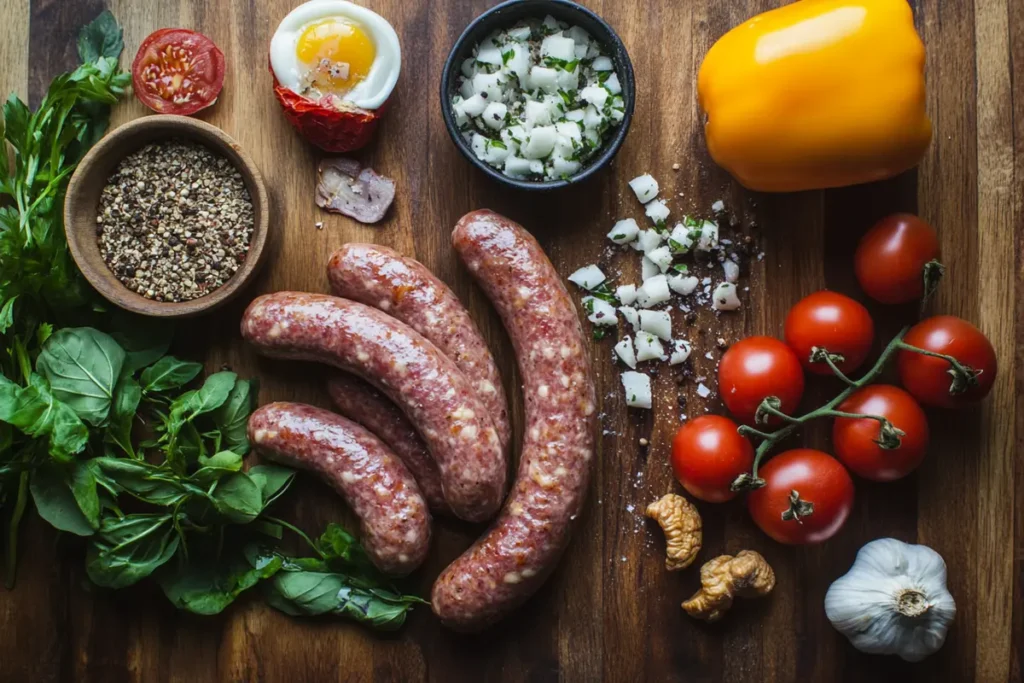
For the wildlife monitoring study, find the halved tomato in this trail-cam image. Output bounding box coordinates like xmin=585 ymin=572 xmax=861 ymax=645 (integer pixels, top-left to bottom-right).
xmin=132 ymin=28 xmax=225 ymax=115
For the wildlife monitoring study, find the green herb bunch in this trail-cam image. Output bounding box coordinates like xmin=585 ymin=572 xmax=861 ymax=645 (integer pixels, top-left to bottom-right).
xmin=0 ymin=12 xmax=422 ymax=629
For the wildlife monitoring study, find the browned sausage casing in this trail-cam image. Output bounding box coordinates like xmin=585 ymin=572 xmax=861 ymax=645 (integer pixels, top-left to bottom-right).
xmin=248 ymin=402 xmax=430 ymax=576
xmin=241 ymin=292 xmax=506 ymax=523
xmin=326 ymin=372 xmax=450 ymax=515
xmin=327 ymin=243 xmax=511 ymax=450
xmin=432 ymin=210 xmax=597 ymax=630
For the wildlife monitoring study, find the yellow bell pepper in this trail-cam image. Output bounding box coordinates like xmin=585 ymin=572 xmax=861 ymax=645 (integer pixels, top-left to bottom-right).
xmin=697 ymin=0 xmax=931 ymax=193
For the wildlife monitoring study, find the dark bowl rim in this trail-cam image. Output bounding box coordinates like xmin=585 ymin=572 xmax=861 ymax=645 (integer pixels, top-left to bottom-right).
xmin=440 ymin=0 xmax=636 ymax=192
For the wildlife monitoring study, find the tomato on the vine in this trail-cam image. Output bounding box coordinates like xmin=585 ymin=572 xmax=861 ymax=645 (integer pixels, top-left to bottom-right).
xmin=832 ymin=385 xmax=929 ymax=481
xmin=747 ymin=449 xmax=854 ymax=545
xmin=719 ymin=336 xmax=804 ymax=425
xmin=784 ymin=291 xmax=875 ymax=375
xmin=898 ymin=316 xmax=997 ymax=408
xmin=855 ymin=213 xmax=942 ymax=304
xmin=671 ymin=415 xmax=754 ymax=503
xmin=132 ymin=29 xmax=225 ymax=115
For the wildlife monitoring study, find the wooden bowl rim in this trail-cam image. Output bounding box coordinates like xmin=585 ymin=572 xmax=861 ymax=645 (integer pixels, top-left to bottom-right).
xmin=64 ymin=114 xmax=270 ymax=319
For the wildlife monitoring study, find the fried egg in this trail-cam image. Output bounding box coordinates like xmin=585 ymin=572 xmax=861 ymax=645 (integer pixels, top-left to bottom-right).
xmin=270 ymin=0 xmax=400 ymax=111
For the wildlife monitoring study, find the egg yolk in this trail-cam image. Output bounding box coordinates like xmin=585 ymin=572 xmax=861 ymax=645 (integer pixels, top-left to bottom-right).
xmin=296 ymin=18 xmax=375 ymax=94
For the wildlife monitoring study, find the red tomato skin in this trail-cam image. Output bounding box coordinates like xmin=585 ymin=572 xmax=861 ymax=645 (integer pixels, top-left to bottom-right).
xmin=898 ymin=316 xmax=998 ymax=408
xmin=747 ymin=449 xmax=854 ymax=545
xmin=718 ymin=337 xmax=805 ymax=425
xmin=670 ymin=415 xmax=754 ymax=503
xmin=832 ymin=385 xmax=929 ymax=481
xmin=855 ymin=214 xmax=941 ymax=304
xmin=132 ymin=29 xmax=225 ymax=115
xmin=784 ymin=291 xmax=875 ymax=375
xmin=272 ymin=77 xmax=386 ymax=152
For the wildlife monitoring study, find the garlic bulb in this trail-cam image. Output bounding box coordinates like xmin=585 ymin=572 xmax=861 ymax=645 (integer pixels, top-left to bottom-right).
xmin=825 ymin=538 xmax=955 ymax=662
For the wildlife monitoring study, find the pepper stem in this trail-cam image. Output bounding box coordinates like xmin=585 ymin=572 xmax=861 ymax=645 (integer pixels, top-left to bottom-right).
xmin=780 ymin=490 xmax=813 ymax=524
xmin=921 ymin=260 xmax=945 ymax=314
xmin=897 ymin=341 xmax=981 ymax=395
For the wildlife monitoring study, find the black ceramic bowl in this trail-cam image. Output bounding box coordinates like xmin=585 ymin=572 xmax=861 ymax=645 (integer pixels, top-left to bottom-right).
xmin=440 ymin=0 xmax=635 ymax=191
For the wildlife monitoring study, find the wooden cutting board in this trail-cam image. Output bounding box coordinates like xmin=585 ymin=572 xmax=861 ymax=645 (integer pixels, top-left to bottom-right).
xmin=1 ymin=0 xmax=1020 ymax=681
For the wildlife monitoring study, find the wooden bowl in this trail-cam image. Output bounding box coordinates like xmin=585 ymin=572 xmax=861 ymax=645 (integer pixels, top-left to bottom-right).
xmin=64 ymin=115 xmax=270 ymax=318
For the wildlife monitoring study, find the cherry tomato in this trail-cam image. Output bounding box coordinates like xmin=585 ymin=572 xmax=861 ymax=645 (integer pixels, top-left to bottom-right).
xmin=132 ymin=29 xmax=225 ymax=115
xmin=747 ymin=449 xmax=854 ymax=545
xmin=832 ymin=385 xmax=929 ymax=481
xmin=670 ymin=415 xmax=754 ymax=503
xmin=855 ymin=213 xmax=941 ymax=304
xmin=784 ymin=291 xmax=875 ymax=376
xmin=898 ymin=315 xmax=997 ymax=408
xmin=718 ymin=336 xmax=805 ymax=425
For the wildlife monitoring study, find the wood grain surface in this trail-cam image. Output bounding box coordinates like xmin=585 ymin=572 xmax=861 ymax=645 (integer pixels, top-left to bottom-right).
xmin=1 ymin=0 xmax=1021 ymax=681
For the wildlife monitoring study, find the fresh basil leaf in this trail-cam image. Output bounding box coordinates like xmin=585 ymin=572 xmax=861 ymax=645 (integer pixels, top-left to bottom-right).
xmin=85 ymin=513 xmax=180 ymax=588
xmin=190 ymin=451 xmax=244 ymax=487
xmin=0 ymin=296 xmax=16 ymax=334
xmin=265 ymin=570 xmax=348 ymax=617
xmin=209 ymin=472 xmax=263 ymax=524
xmin=140 ymin=356 xmax=202 ymax=394
xmin=247 ymin=465 xmax=295 ymax=509
xmin=211 ymin=378 xmax=258 ymax=455
xmin=68 ymin=459 xmax=100 ymax=528
xmin=0 ymin=375 xmax=89 ymax=460
xmin=104 ymin=374 xmax=141 ymax=457
xmin=159 ymin=544 xmax=283 ymax=615
xmin=29 ymin=464 xmax=97 ymax=536
xmin=179 ymin=371 xmax=237 ymax=418
xmin=77 ymin=10 xmax=124 ymax=64
xmin=90 ymin=458 xmax=189 ymax=506
xmin=36 ymin=327 xmax=125 ymax=426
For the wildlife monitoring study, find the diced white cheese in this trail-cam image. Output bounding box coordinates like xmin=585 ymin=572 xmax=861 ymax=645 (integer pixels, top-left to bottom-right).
xmin=529 ymin=66 xmax=559 ymax=93
xmin=472 ymin=72 xmax=505 ymax=100
xmin=614 ymin=336 xmax=637 ymax=369
xmin=635 ymin=332 xmax=666 ymax=362
xmin=580 ymin=85 xmax=609 ymax=109
xmin=608 ymin=99 xmax=625 ymax=122
xmin=711 ymin=282 xmax=742 ymax=311
xmin=607 ymin=218 xmax=639 ymax=244
xmin=583 ymin=104 xmax=604 ymax=130
xmin=541 ymin=34 xmax=576 ymax=61
xmin=633 ymin=229 xmax=664 ymax=254
xmin=551 ymin=154 xmax=581 ymax=177
xmin=669 ymin=222 xmax=697 ymax=252
xmin=567 ymin=264 xmax=606 ymax=290
xmin=504 ymin=43 xmax=530 ymax=82
xmin=524 ymin=99 xmax=552 ymax=128
xmin=636 ymin=274 xmax=671 ymax=307
xmin=565 ymin=108 xmax=586 ymax=122
xmin=542 ymin=15 xmax=560 ymax=31
xmin=711 ymin=199 xmax=725 ymax=213
xmin=583 ymin=296 xmax=617 ymax=326
xmin=461 ymin=57 xmax=477 ymax=78
xmin=504 ymin=156 xmax=533 ymax=177
xmin=644 ymin=199 xmax=670 ymax=224
xmin=698 ymin=220 xmax=719 ymax=251
xmin=604 ymin=72 xmax=622 ymax=95
xmin=621 ymin=371 xmax=652 ymax=409
xmin=482 ymin=102 xmax=508 ymax=130
xmin=629 ymin=174 xmax=659 ymax=203
xmin=452 ymin=98 xmax=470 ymax=127
xmin=554 ymin=121 xmax=582 ymax=156
xmin=508 ymin=25 xmax=532 ymax=41
xmin=592 ymin=56 xmax=614 ymax=71
xmin=528 ymin=160 xmax=545 ymax=175
xmin=461 ymin=93 xmax=488 ymax=117
xmin=668 ymin=273 xmax=700 ymax=295
xmin=555 ymin=66 xmax=580 ymax=91
xmin=639 ymin=309 xmax=672 ymax=340
xmin=723 ymin=259 xmax=740 ymax=283
xmin=470 ymin=133 xmax=489 ymax=161
xmin=522 ymin=125 xmax=557 ymax=159
xmin=641 ymin=256 xmax=660 ymax=281
xmin=646 ymin=245 xmax=673 ymax=273
xmin=618 ymin=306 xmax=639 ymax=329
xmin=476 ymin=41 xmax=504 ymax=66
xmin=565 ymin=25 xmax=591 ymax=46
xmin=500 ymin=127 xmax=522 ymax=154
xmin=483 ymin=139 xmax=510 ymax=164
xmin=669 ymin=340 xmax=692 ymax=365
xmin=615 ymin=284 xmax=638 ymax=305
xmin=574 ymin=41 xmax=589 ymax=60
xmin=459 ymin=78 xmax=476 ymax=100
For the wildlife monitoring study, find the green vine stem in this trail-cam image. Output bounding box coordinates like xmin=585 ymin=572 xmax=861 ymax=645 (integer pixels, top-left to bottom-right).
xmin=921 ymin=260 xmax=946 ymax=316
xmin=731 ymin=325 xmax=981 ymax=492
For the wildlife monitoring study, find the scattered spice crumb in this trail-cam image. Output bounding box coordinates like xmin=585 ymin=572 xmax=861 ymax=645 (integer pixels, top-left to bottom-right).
xmin=672 ymin=163 xmax=680 ymax=170
xmin=315 ymin=221 xmax=323 ymax=230
xmin=639 ymin=437 xmax=649 ymax=447
xmin=697 ymin=383 xmax=712 ymax=398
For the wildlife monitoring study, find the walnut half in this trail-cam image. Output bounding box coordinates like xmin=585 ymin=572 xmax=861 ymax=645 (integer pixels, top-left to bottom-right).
xmin=682 ymin=550 xmax=775 ymax=622
xmin=645 ymin=493 xmax=702 ymax=571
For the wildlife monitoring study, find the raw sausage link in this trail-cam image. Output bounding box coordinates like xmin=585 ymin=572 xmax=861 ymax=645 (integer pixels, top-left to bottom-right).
xmin=326 ymin=372 xmax=451 ymax=515
xmin=328 ymin=243 xmax=511 ymax=450
xmin=248 ymin=402 xmax=431 ymax=576
xmin=241 ymin=292 xmax=506 ymax=523
xmin=432 ymin=210 xmax=597 ymax=630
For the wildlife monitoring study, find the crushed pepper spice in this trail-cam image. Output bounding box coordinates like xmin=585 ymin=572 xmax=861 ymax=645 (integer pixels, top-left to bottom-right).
xmin=96 ymin=139 xmax=254 ymax=302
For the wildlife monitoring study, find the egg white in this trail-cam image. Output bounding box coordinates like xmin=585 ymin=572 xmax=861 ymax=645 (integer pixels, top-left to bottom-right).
xmin=270 ymin=0 xmax=401 ymax=111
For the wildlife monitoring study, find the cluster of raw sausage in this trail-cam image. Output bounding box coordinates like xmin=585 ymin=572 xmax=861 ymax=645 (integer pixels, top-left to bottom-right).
xmin=241 ymin=211 xmax=596 ymax=629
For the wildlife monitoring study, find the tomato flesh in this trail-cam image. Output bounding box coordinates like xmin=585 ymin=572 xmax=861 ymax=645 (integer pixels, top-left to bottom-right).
xmin=784 ymin=290 xmax=875 ymax=375
xmin=855 ymin=213 xmax=941 ymax=304
xmin=898 ymin=315 xmax=997 ymax=408
xmin=832 ymin=385 xmax=929 ymax=481
xmin=747 ymin=449 xmax=854 ymax=545
xmin=132 ymin=29 xmax=225 ymax=115
xmin=670 ymin=415 xmax=754 ymax=503
xmin=718 ymin=336 xmax=805 ymax=425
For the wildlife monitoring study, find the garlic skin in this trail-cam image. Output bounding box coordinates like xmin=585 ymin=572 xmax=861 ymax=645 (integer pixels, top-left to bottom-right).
xmin=825 ymin=538 xmax=955 ymax=662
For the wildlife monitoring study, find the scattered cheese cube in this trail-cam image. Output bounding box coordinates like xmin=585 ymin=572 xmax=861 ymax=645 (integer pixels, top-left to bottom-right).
xmin=644 ymin=199 xmax=670 ymax=224
xmin=635 ymin=332 xmax=666 ymax=362
xmin=567 ymin=264 xmax=606 ymax=290
xmin=628 ymin=174 xmax=659 ymax=203
xmin=522 ymin=125 xmax=558 ymax=159
xmin=639 ymin=309 xmax=672 ymax=340
xmin=621 ymin=371 xmax=652 ymax=409
xmin=723 ymin=259 xmax=740 ymax=283
xmin=528 ymin=66 xmax=559 ymax=93
xmin=618 ymin=306 xmax=640 ymax=330
xmin=583 ymin=296 xmax=618 ymax=325
xmin=711 ymin=199 xmax=725 ymax=213
xmin=668 ymin=273 xmax=700 ymax=296
xmin=614 ymin=336 xmax=637 ymax=369
xmin=592 ymin=55 xmax=614 ymax=71
xmin=472 ymin=72 xmax=505 ymax=100
xmin=711 ymin=282 xmax=742 ymax=311
xmin=461 ymin=93 xmax=488 ymax=117
xmin=633 ymin=229 xmax=664 ymax=254
xmin=604 ymin=72 xmax=622 ymax=95
xmin=697 ymin=220 xmax=719 ymax=251
xmin=636 ymin=274 xmax=671 ymax=307
xmin=646 ymin=245 xmax=673 ymax=273
xmin=580 ymin=85 xmax=609 ymax=109
xmin=641 ymin=255 xmax=660 ymax=280
xmin=669 ymin=340 xmax=692 ymax=365
xmin=696 ymin=382 xmax=712 ymax=398
xmin=482 ymin=102 xmax=508 ymax=130
xmin=607 ymin=218 xmax=640 ymax=245
xmin=541 ymin=34 xmax=576 ymax=61
xmin=616 ymin=284 xmax=638 ymax=305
